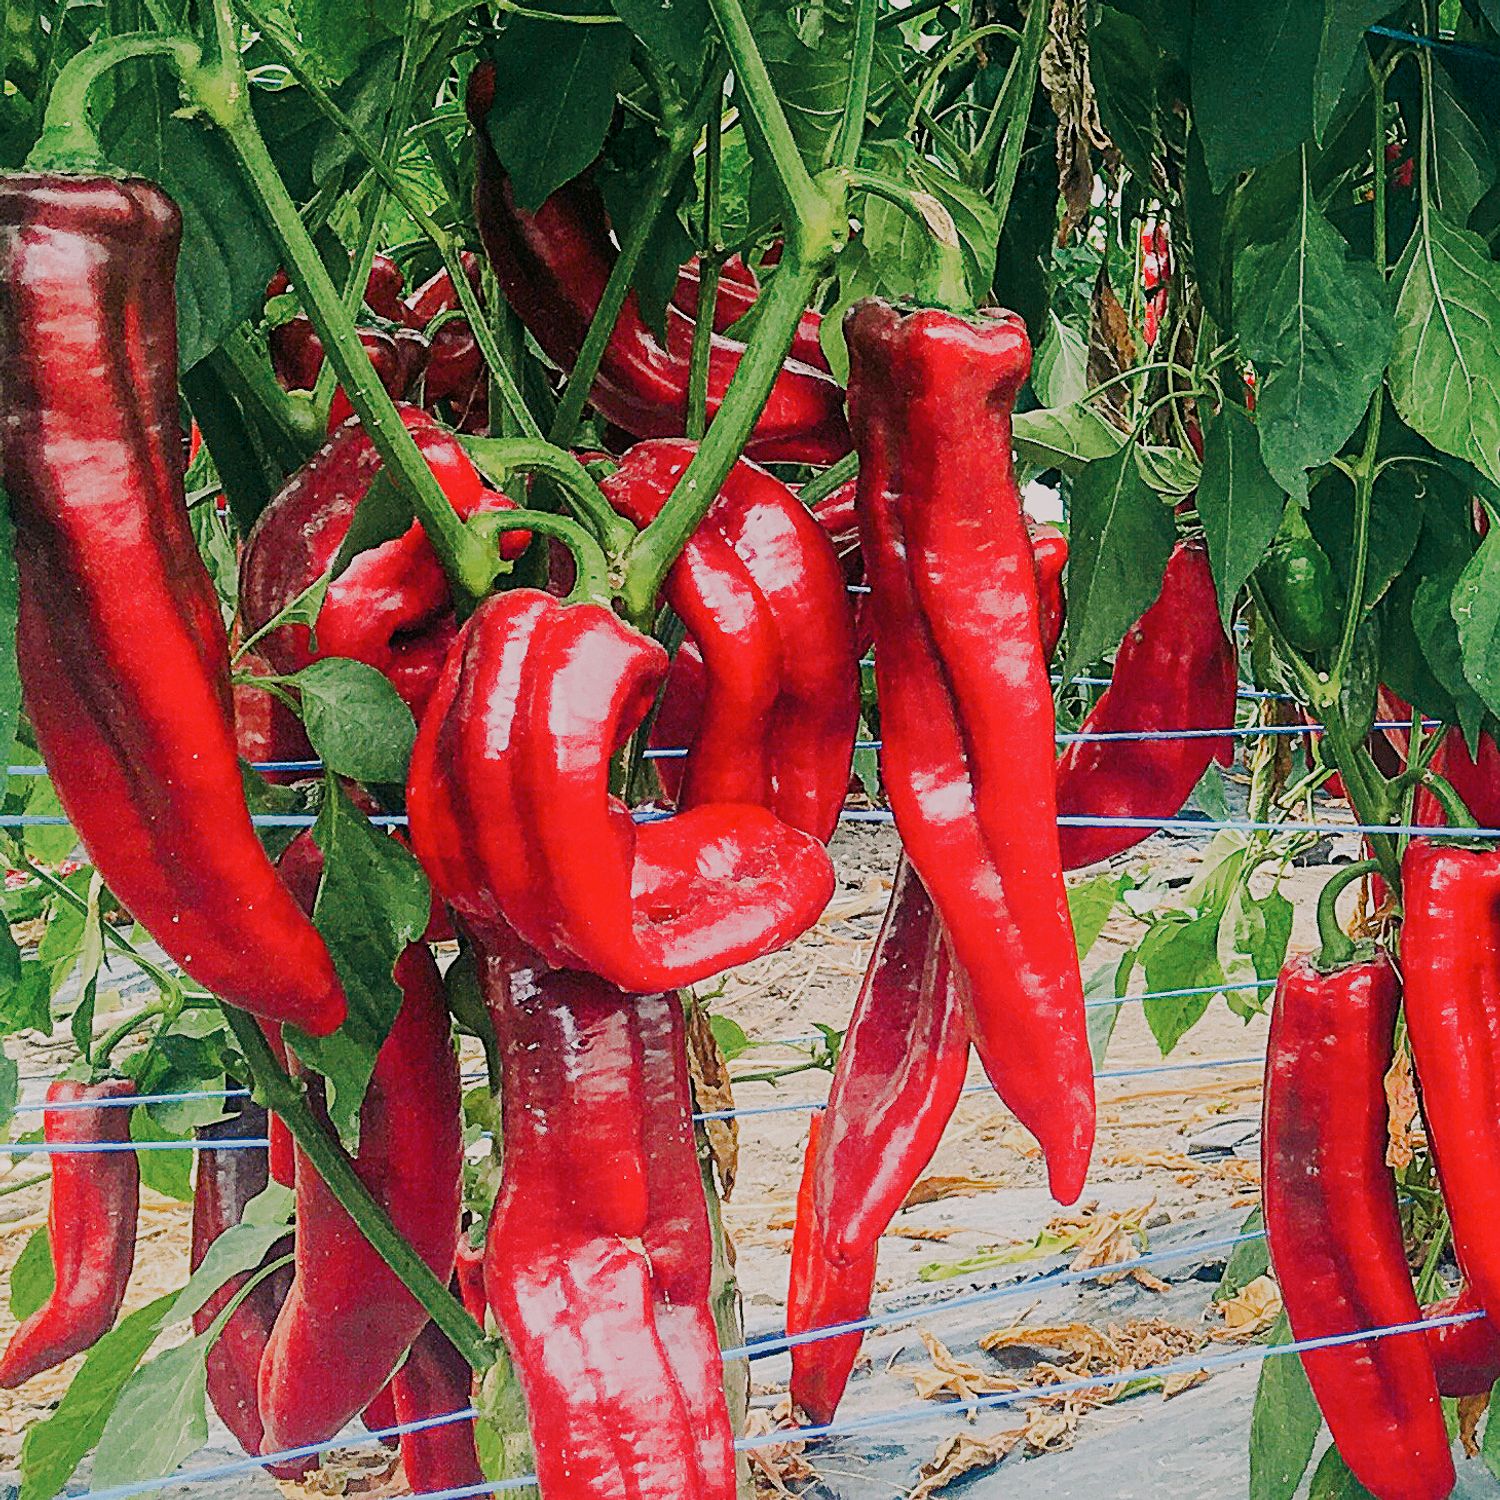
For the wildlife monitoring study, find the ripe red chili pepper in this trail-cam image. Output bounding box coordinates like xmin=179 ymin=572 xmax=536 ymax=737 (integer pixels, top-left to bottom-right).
xmin=362 ymin=1381 xmax=399 ymax=1444
xmin=239 ymin=405 xmax=527 ymax=720
xmin=1054 ymin=541 xmax=1236 ymax=869
xmin=1401 ymin=839 xmax=1500 ymax=1328
xmin=672 ymin=254 xmax=830 ymax=373
xmin=1413 ymin=731 xmax=1500 ymax=828
xmin=480 ymin=944 xmax=735 ymax=1498
xmin=191 ymin=1105 xmax=309 ymax=1479
xmin=0 ymin=1079 xmax=138 ymax=1387
xmin=845 ymin=298 xmax=1092 ymax=1205
xmin=811 ymin=857 xmax=968 ymax=1265
xmin=467 ymin=65 xmax=848 ymax=465
xmin=1263 ymin=948 xmax=1454 ymax=1500
xmin=603 ymin=439 xmax=859 ymax=842
xmin=408 ymin=588 xmax=835 ymax=991
xmin=364 ymin=252 xmax=406 ymax=322
xmin=455 ymin=1235 xmax=486 ymax=1325
xmin=1028 ymin=520 xmax=1067 ymax=664
xmin=389 ymin=1316 xmax=483 ymax=1493
xmin=1424 ymin=1285 xmax=1500 ymax=1396
xmin=788 ymin=1114 xmax=878 ymax=1425
xmin=324 ymin=327 xmax=408 ymax=431
xmin=258 ymin=839 xmax=463 ymax=1453
xmin=0 ymin=175 xmax=344 ymax=1036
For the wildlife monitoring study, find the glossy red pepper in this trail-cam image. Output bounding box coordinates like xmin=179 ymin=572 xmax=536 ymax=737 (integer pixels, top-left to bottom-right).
xmin=1263 ymin=950 xmax=1454 ymax=1500
xmin=1054 ymin=541 xmax=1236 ymax=870
xmin=845 ymin=298 xmax=1092 ymax=1205
xmin=468 ymin=65 xmax=849 ymax=465
xmin=191 ymin=1104 xmax=308 ymax=1479
xmin=324 ymin=327 xmax=407 ymax=431
xmin=0 ymin=1079 xmax=138 ymax=1387
xmin=604 ymin=440 xmax=859 ymax=842
xmin=1413 ymin=731 xmax=1500 ymax=828
xmin=239 ymin=405 xmax=527 ymax=720
xmin=788 ymin=1115 xmax=878 ymax=1425
xmin=1028 ymin=520 xmax=1067 ymax=664
xmin=0 ymin=175 xmax=344 ymax=1035
xmin=258 ymin=837 xmax=463 ymax=1453
xmin=408 ymin=588 xmax=835 ymax=991
xmin=811 ymin=857 xmax=968 ymax=1265
xmin=389 ymin=1316 xmax=483 ymax=1493
xmin=672 ymin=254 xmax=830 ymax=373
xmin=1401 ymin=839 xmax=1500 ymax=1328
xmin=1424 ymin=1285 xmax=1500 ymax=1397
xmin=480 ymin=945 xmax=735 ymax=1498
xmin=455 ymin=1235 xmax=486 ymax=1326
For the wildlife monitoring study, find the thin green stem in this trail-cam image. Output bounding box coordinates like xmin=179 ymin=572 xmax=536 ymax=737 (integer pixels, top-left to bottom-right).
xmin=469 ymin=510 xmax=612 ymax=605
xmin=829 ymin=0 xmax=878 ymax=169
xmin=1315 ymin=859 xmax=1378 ymax=969
xmin=907 ymin=23 xmax=1018 ymax=136
xmin=973 ymin=0 xmax=1046 ymax=201
xmin=798 ymin=450 xmax=859 ymax=508
xmin=687 ymin=111 xmax=724 ymax=440
xmin=1420 ymin=770 xmax=1478 ymax=829
xmin=840 ymin=166 xmax=968 ymax=308
xmin=458 ymin=436 xmax=634 ymax=553
xmin=221 ymin=1005 xmax=493 ymax=1372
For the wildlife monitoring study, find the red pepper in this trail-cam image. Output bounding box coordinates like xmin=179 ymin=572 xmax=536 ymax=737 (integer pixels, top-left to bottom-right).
xmin=1415 ymin=731 xmax=1500 ymax=828
xmin=603 ymin=439 xmax=859 ymax=842
xmin=672 ymin=254 xmax=830 ymax=373
xmin=1027 ymin=520 xmax=1067 ymax=664
xmin=324 ymin=328 xmax=407 ymax=431
xmin=480 ymin=944 xmax=735 ymax=1498
xmin=408 ymin=588 xmax=835 ymax=991
xmin=455 ymin=1235 xmax=486 ymax=1325
xmin=1054 ymin=541 xmax=1236 ymax=870
xmin=788 ymin=1115 xmax=878 ymax=1425
xmin=1424 ymin=1285 xmax=1500 ymax=1397
xmin=239 ymin=405 xmax=527 ymax=719
xmin=0 ymin=174 xmax=344 ymax=1036
xmin=811 ymin=857 xmax=968 ymax=1264
xmin=362 ymin=1381 xmax=399 ymax=1444
xmin=467 ymin=65 xmax=849 ymax=465
xmin=191 ymin=1105 xmax=309 ymax=1479
xmin=1263 ymin=948 xmax=1454 ymax=1500
xmin=845 ymin=298 xmax=1092 ymax=1205
xmin=258 ymin=836 xmax=463 ymax=1453
xmin=1401 ymin=839 xmax=1500 ymax=1327
xmin=389 ymin=1316 xmax=483 ymax=1493
xmin=0 ymin=1079 xmax=139 ymax=1387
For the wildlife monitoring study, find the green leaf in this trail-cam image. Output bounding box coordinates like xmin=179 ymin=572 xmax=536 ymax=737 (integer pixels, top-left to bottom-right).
xmin=1430 ymin=59 xmax=1497 ymax=227
xmin=1248 ymin=1312 xmax=1321 ymax=1500
xmin=130 ymin=1108 xmax=193 ymax=1204
xmin=1306 ymin=465 xmax=1422 ymax=612
xmin=1415 ymin=563 xmax=1488 ymax=742
xmin=1389 ymin=208 xmax=1500 ymax=489
xmin=609 ymin=0 xmax=708 ymax=71
xmin=483 ymin=4 xmax=632 ymax=211
xmin=166 ymin=1206 xmax=291 ymax=1327
xmin=9 ymin=1225 xmax=52 ymax=1320
xmin=1068 ymin=873 xmax=1130 ymax=961
xmin=330 ymin=469 xmax=413 ymax=580
xmin=1061 ymin=445 xmax=1175 ymax=678
xmin=1197 ymin=403 xmax=1288 ymax=630
xmin=1483 ymin=1378 xmax=1500 ymax=1478
xmin=89 ymin=1335 xmax=209 ymax=1496
xmin=1089 ymin=4 xmax=1170 ymax=181
xmin=1313 ymin=2 xmax=1399 ymax=140
xmin=19 ymin=1292 xmax=177 ymax=1500
xmin=289 ymin=781 xmax=429 ymax=1141
xmin=1085 ymin=950 xmax=1133 ymax=1067
xmin=1139 ymin=915 xmax=1221 ymax=1054
xmin=1307 ymin=1443 xmax=1377 ymax=1498
xmin=1013 ymin=404 xmax=1126 ymax=475
xmin=1032 ymin=314 xmax=1090 ymax=409
xmin=1215 ymin=1206 xmax=1269 ymax=1302
xmin=295 ymin=658 xmax=417 ymax=784
xmin=1233 ymin=185 xmax=1392 ymax=501
xmin=1191 ymin=0 xmax=1322 ymax=189
xmin=707 ymin=1014 xmax=753 ymax=1062
xmin=1227 ymin=884 xmax=1293 ymax=984
xmin=1452 ymin=528 xmax=1500 ymax=721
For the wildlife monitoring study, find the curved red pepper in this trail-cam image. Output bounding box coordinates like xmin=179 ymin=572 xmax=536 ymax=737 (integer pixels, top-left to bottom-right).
xmin=1054 ymin=541 xmax=1236 ymax=870
xmin=480 ymin=945 xmax=736 ymax=1498
xmin=672 ymin=254 xmax=830 ymax=373
xmin=1424 ymin=1285 xmax=1500 ymax=1397
xmin=1263 ymin=951 xmax=1454 ymax=1500
xmin=1028 ymin=520 xmax=1067 ymax=664
xmin=1401 ymin=839 xmax=1500 ymax=1329
xmin=389 ymin=1316 xmax=483 ymax=1493
xmin=604 ymin=440 xmax=859 ymax=842
xmin=846 ymin=298 xmax=1092 ymax=1205
xmin=191 ymin=1105 xmax=308 ymax=1479
xmin=0 ymin=175 xmax=344 ymax=1036
xmin=325 ymin=328 xmax=407 ymax=431
xmin=408 ymin=588 xmax=835 ymax=991
xmin=239 ymin=405 xmax=526 ymax=719
xmin=788 ymin=1114 xmax=878 ymax=1425
xmin=467 ymin=66 xmax=849 ymax=465
xmin=0 ymin=1079 xmax=138 ymax=1387
xmin=406 ymin=254 xmax=485 ymax=402
xmin=258 ymin=840 xmax=462 ymax=1453
xmin=1415 ymin=731 xmax=1500 ymax=828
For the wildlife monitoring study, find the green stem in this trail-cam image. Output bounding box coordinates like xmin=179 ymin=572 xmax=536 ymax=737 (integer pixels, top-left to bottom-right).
xmin=828 ymin=0 xmax=877 ymax=169
xmin=906 ymin=23 xmax=1018 ymax=136
xmin=457 ymin=436 xmax=634 ymax=553
xmin=972 ymin=0 xmax=1046 ymax=203
xmin=687 ymin=112 xmax=724 ymax=440
xmin=797 ymin=450 xmax=858 ymax=508
xmin=221 ymin=1004 xmax=493 ymax=1372
xmin=1315 ymin=859 xmax=1377 ymax=969
xmin=1420 ymin=770 xmax=1478 ymax=829
xmin=620 ymin=256 xmax=824 ymax=622
xmin=469 ymin=510 xmax=612 ymax=605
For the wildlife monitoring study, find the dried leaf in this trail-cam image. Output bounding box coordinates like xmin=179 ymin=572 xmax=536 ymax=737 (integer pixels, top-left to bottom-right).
xmin=1216 ymin=1274 xmax=1282 ymax=1340
xmin=913 ymin=1330 xmax=1024 ymax=1405
xmin=1460 ymin=1391 xmax=1488 ymax=1457
xmin=1385 ymin=1046 xmax=1420 ymax=1171
xmin=902 ymin=1174 xmax=1003 ymax=1208
xmin=1087 ymin=266 xmax=1137 ymax=420
xmin=1022 ymin=1402 xmax=1080 ymax=1450
xmin=684 ymin=998 xmax=738 ymax=1196
xmin=980 ymin=1321 xmax=1123 ymax=1366
xmin=910 ymin=1428 xmax=1024 ymax=1499
xmin=1040 ymin=0 xmax=1111 ymax=243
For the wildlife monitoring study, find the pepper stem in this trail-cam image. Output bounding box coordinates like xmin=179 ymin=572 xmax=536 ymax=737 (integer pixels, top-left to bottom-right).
xmin=797 ymin=451 xmax=859 ymax=509
xmin=1316 ymin=859 xmax=1379 ymax=969
xmin=839 ymin=167 xmax=970 ymax=310
xmin=1420 ymin=769 xmax=1479 ymax=829
xmin=468 ymin=510 xmax=613 ymax=606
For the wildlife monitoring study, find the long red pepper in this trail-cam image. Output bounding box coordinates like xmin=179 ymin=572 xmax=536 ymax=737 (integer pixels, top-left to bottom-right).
xmin=1054 ymin=541 xmax=1236 ymax=869
xmin=1028 ymin=520 xmax=1067 ymax=664
xmin=1263 ymin=950 xmax=1454 ymax=1500
xmin=672 ymin=255 xmax=830 ymax=372
xmin=467 ymin=65 xmax=849 ymax=463
xmin=258 ymin=838 xmax=462 ymax=1453
xmin=0 ymin=175 xmax=344 ymax=1036
xmin=1401 ymin=838 xmax=1500 ymax=1327
xmin=788 ymin=1115 xmax=879 ymax=1425
xmin=191 ymin=1105 xmax=307 ymax=1479
xmin=408 ymin=588 xmax=835 ymax=991
xmin=480 ymin=942 xmax=735 ymax=1498
xmin=0 ymin=1079 xmax=138 ymax=1387
xmin=604 ymin=439 xmax=859 ymax=842
xmin=1424 ymin=1285 xmax=1500 ymax=1396
xmin=845 ymin=297 xmax=1092 ymax=1205
xmin=389 ymin=1316 xmax=484 ymax=1493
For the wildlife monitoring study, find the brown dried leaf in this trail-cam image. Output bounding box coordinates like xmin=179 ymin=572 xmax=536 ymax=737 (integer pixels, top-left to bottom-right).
xmin=684 ymin=998 xmax=738 ymax=1196
xmin=1216 ymin=1275 xmax=1282 ymax=1340
xmin=1088 ymin=267 xmax=1137 ymax=421
xmin=902 ymin=1174 xmax=1002 ymax=1209
xmin=980 ymin=1321 xmax=1123 ymax=1366
xmin=1460 ymin=1392 xmax=1488 ymax=1457
xmin=1040 ymin=0 xmax=1112 ymax=244
xmin=913 ymin=1330 xmax=1024 ymax=1404
xmin=1385 ymin=1046 xmax=1419 ymax=1172
xmin=888 ymin=1225 xmax=958 ymax=1243
xmin=909 ymin=1428 xmax=1025 ymax=1499
xmin=1162 ymin=1369 xmax=1210 ymax=1399
xmin=741 ymin=1404 xmax=815 ymax=1494
xmin=1022 ymin=1402 xmax=1080 ymax=1450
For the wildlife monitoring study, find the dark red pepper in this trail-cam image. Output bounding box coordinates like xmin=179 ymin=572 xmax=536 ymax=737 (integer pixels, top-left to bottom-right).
xmin=672 ymin=254 xmax=830 ymax=373
xmin=0 ymin=1079 xmax=138 ymax=1387
xmin=1028 ymin=520 xmax=1067 ymax=664
xmin=1424 ymin=1285 xmax=1500 ymax=1397
xmin=0 ymin=174 xmax=344 ymax=1035
xmin=389 ymin=1315 xmax=483 ymax=1493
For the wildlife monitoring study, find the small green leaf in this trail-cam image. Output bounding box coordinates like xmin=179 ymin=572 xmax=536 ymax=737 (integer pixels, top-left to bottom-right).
xmin=707 ymin=1014 xmax=752 ymax=1062
xmin=169 ymin=1210 xmax=292 ymax=1328
xmin=1068 ymin=873 xmax=1131 ymax=961
xmin=1032 ymin=314 xmax=1090 ymax=409
xmin=1482 ymin=1378 xmax=1500 ymax=1478
xmin=131 ymin=1109 xmax=192 ymax=1204
xmin=1215 ymin=1206 xmax=1269 ymax=1302
xmin=1313 ymin=2 xmax=1400 ymax=140
xmin=329 ymin=469 xmax=413 ymax=581
xmin=1139 ymin=915 xmax=1221 ymax=1054
xmin=1248 ymin=1312 xmax=1321 ymax=1500
xmin=296 ymin=658 xmax=417 ymax=784
xmin=1307 ymin=1442 xmax=1377 ymax=1498
xmin=89 ymin=1335 xmax=209 ymax=1496
xmin=1197 ymin=404 xmax=1288 ymax=631
xmin=1452 ymin=529 xmax=1500 ymax=721
xmin=1415 ymin=565 xmax=1488 ymax=744
xmin=9 ymin=1225 xmax=52 ymax=1320
xmin=1013 ymin=404 xmax=1126 ymax=475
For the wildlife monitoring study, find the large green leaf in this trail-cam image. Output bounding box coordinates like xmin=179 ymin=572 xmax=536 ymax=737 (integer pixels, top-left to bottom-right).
xmin=1197 ymin=404 xmax=1287 ymax=630
xmin=89 ymin=1336 xmax=209 ymax=1495
xmin=610 ymin=0 xmax=708 ymax=72
xmin=1430 ymin=58 xmax=1497 ymax=227
xmin=1313 ymin=2 xmax=1400 ymax=140
xmin=1089 ymin=4 xmax=1171 ymax=182
xmin=1248 ymin=1313 xmax=1321 ymax=1500
xmin=1233 ymin=179 xmax=1392 ymax=501
xmin=1389 ymin=208 xmax=1500 ymax=489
